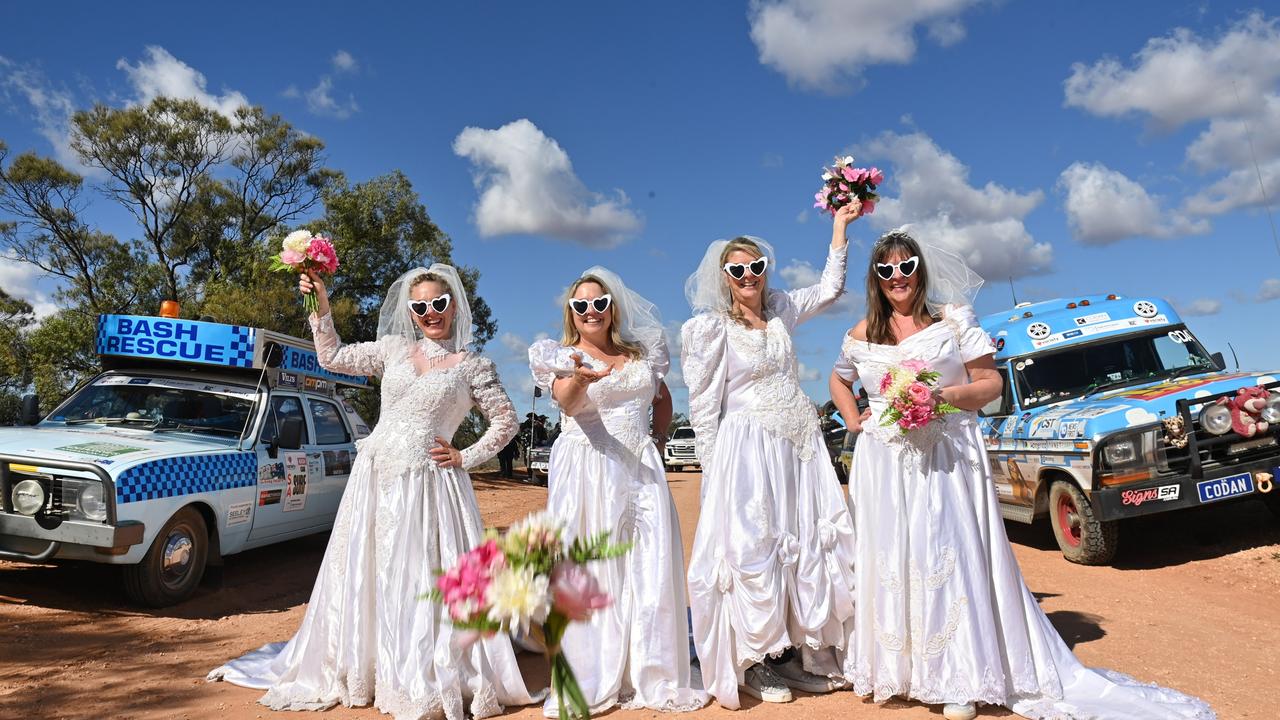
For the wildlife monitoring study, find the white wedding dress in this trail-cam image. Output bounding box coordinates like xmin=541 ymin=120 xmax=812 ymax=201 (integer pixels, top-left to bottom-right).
xmin=681 ymin=245 xmax=858 ymax=709
xmin=528 ymin=339 xmax=708 ymax=715
xmin=835 ymin=304 xmax=1215 ymax=719
xmin=208 ymin=313 xmax=541 ymax=720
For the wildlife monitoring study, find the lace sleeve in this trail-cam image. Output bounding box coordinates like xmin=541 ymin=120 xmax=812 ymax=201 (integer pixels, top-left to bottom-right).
xmin=681 ymin=315 xmax=728 ymax=470
xmin=460 ymin=357 xmax=519 ymax=470
xmin=943 ymin=304 xmax=995 ymax=363
xmin=309 ymin=312 xmax=386 ymax=377
xmin=784 ymin=243 xmax=849 ymax=326
xmin=528 ymin=338 xmax=577 ymax=393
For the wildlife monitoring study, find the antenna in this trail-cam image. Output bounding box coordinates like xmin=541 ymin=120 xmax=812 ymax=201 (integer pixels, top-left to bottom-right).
xmin=1227 ymin=341 xmax=1240 ymax=371
xmin=1008 ymin=276 xmax=1019 ymax=306
xmin=1232 ymin=81 xmax=1280 ymax=257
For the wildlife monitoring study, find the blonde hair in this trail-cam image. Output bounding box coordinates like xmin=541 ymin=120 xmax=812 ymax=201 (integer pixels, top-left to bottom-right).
xmin=720 ymin=237 xmax=769 ymax=327
xmin=560 ymin=275 xmax=645 ymax=359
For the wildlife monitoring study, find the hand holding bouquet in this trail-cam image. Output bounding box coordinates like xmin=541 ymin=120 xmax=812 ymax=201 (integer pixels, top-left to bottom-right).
xmin=878 ymin=359 xmax=960 ymax=434
xmin=815 ymin=155 xmax=883 ymax=217
xmin=431 ymin=511 xmax=629 ymax=720
xmin=271 ymin=229 xmax=340 ymax=313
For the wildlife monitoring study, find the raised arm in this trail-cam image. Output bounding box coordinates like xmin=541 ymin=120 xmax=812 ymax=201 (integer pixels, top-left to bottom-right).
xmin=302 ymin=272 xmax=386 ymax=377
xmin=459 ymin=357 xmax=519 ymax=470
xmin=784 ymin=204 xmax=860 ymax=325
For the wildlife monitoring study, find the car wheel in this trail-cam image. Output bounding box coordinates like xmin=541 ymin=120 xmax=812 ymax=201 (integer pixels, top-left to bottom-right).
xmin=1048 ymin=481 xmax=1117 ymax=565
xmin=123 ymin=506 xmax=208 ymax=607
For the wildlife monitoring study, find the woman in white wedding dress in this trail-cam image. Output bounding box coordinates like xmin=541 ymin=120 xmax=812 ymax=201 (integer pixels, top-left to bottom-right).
xmin=681 ymin=205 xmax=862 ymax=709
xmin=209 ymin=265 xmax=541 ymax=720
xmin=528 ymin=267 xmax=707 ymax=716
xmin=830 ymin=231 xmax=1215 ymax=720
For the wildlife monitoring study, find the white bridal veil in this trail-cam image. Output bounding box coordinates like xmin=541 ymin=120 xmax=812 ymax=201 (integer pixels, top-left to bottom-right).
xmin=376 ymin=263 xmax=475 ymax=352
xmin=575 ymin=266 xmax=664 ymax=359
xmin=684 ymin=236 xmax=778 ymax=315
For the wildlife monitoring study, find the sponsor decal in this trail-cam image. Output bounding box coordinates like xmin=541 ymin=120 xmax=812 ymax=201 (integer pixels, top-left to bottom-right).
xmin=1120 ymin=484 xmax=1180 ymax=507
xmin=258 ymin=488 xmax=282 ymax=506
xmin=1196 ymin=472 xmax=1255 ymax=504
xmin=226 ymin=501 xmax=252 ymax=526
xmin=322 ymin=449 xmax=352 ymax=476
xmin=1074 ymin=312 xmax=1111 ymax=326
xmin=96 ymin=315 xmax=255 ymax=369
xmin=56 ymin=442 xmax=145 ymax=458
xmin=257 ymin=461 xmax=286 ymax=486
xmin=276 ymin=344 xmax=366 ymax=386
xmin=1167 ymin=330 xmax=1194 ymax=344
xmin=283 ymin=452 xmax=309 ymax=512
xmin=1059 ymin=420 xmax=1086 ymax=438
xmin=1063 ymin=329 xmax=1083 ymax=339
xmin=277 ymin=371 xmax=299 ymax=388
xmin=1103 ymin=372 xmax=1255 ymax=402
xmin=1031 ymin=315 xmax=1170 ymax=349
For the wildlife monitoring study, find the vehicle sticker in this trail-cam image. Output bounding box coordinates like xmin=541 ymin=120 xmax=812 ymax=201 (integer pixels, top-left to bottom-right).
xmin=1074 ymin=312 xmax=1111 ymax=326
xmin=56 ymin=442 xmax=146 ymax=458
xmin=226 ymin=501 xmax=252 ymax=526
xmin=258 ymin=461 xmax=286 ymax=486
xmin=323 ymin=449 xmax=352 ymax=476
xmin=1133 ymin=301 xmax=1159 ymax=318
xmin=1121 ymin=484 xmax=1180 ymax=507
xmin=1031 ymin=315 xmax=1169 ymax=349
xmin=1015 ymin=361 xmax=1026 ymax=371
xmin=128 ymin=378 xmax=152 ymax=385
xmin=258 ymin=488 xmax=282 ymax=506
xmin=1196 ymin=472 xmax=1255 ymax=504
xmin=1065 ymin=406 xmax=1129 ymax=420
xmin=283 ymin=452 xmax=309 ymax=513
xmin=277 ymin=371 xmax=299 ymax=388
xmin=1167 ymin=330 xmax=1194 ymax=344
xmin=1059 ymin=420 xmax=1086 ymax=438
xmin=92 ymin=375 xmax=255 ymax=399
xmin=1101 ymin=373 xmax=1255 ymax=402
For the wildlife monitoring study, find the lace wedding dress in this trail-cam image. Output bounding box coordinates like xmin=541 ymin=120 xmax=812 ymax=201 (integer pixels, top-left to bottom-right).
xmin=835 ymin=304 xmax=1214 ymax=719
xmin=208 ymin=313 xmax=541 ymax=720
xmin=681 ymin=245 xmax=857 ymax=709
xmin=528 ymin=339 xmax=707 ymax=715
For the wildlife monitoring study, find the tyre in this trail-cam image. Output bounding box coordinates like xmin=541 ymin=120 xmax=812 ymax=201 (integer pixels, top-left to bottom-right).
xmin=123 ymin=506 xmax=208 ymax=607
xmin=1048 ymin=481 xmax=1118 ymax=565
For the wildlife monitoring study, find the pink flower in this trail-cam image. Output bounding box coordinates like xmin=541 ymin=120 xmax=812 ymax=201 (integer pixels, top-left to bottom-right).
xmin=306 ymin=237 xmax=339 ymax=273
xmin=899 ymin=404 xmax=933 ymax=430
xmin=879 ymin=372 xmax=894 ymax=393
xmin=841 ymin=166 xmax=858 ymax=183
xmin=854 ymin=167 xmax=871 ymax=183
xmin=280 ymin=249 xmax=305 ymax=267
xmin=869 ymin=167 xmax=884 ymax=185
xmin=550 ymin=562 xmax=611 ymax=622
xmin=907 ymin=382 xmax=934 ymax=407
xmin=838 ymin=182 xmax=850 ymax=193
xmin=437 ymin=540 xmax=505 ymax=621
xmin=900 ymin=359 xmax=928 ymax=374
xmin=861 ymin=199 xmax=876 ymax=215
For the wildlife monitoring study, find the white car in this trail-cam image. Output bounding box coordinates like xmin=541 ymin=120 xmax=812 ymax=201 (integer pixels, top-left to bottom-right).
xmin=663 ymin=426 xmax=700 ymax=471
xmin=0 ymin=312 xmax=370 ymax=606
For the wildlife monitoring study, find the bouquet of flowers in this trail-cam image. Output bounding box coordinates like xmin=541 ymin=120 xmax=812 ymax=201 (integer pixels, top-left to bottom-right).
xmin=431 ymin=511 xmax=629 ymax=720
xmin=814 ymin=155 xmax=882 ymax=217
xmin=270 ymin=229 xmax=340 ymax=313
xmin=878 ymin=359 xmax=960 ymax=434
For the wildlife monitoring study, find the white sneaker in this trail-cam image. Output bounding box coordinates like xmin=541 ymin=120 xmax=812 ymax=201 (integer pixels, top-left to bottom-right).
xmin=767 ymin=656 xmax=843 ymax=693
xmin=943 ymin=702 xmax=977 ymax=720
xmin=740 ymin=664 xmax=793 ymax=703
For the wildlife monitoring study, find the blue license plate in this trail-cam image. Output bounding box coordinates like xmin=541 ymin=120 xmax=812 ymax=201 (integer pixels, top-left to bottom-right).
xmin=1196 ymin=472 xmax=1255 ymax=504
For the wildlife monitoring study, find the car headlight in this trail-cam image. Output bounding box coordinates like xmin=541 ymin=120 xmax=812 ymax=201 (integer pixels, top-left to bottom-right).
xmin=11 ymin=479 xmax=46 ymax=516
xmin=1103 ymin=438 xmax=1138 ymax=466
xmin=1262 ymin=392 xmax=1280 ymax=425
xmin=76 ymin=482 xmax=108 ymax=521
xmin=1199 ymin=403 xmax=1234 ymax=436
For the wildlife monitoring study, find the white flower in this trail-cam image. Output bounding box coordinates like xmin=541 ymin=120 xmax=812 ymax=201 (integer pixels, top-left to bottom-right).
xmin=486 ymin=565 xmax=550 ymax=634
xmin=822 ymin=171 xmax=833 ymax=181
xmin=508 ymin=510 xmax=563 ymax=538
xmin=282 ymin=229 xmax=312 ymax=253
xmin=842 ymin=155 xmax=855 ymax=166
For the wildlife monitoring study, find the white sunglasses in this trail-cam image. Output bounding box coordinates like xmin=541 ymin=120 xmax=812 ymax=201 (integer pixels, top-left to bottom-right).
xmin=407 ymin=294 xmax=451 ymax=316
xmin=723 ymin=257 xmax=768 ymax=280
xmin=874 ymin=256 xmax=919 ymax=281
xmin=569 ymin=294 xmax=612 ymax=315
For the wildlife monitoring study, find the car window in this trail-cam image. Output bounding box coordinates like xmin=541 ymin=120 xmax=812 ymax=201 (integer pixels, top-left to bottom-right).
xmin=308 ymin=399 xmax=351 ymax=445
xmin=260 ymin=395 xmax=310 ymax=445
xmin=672 ymin=428 xmax=695 ymax=439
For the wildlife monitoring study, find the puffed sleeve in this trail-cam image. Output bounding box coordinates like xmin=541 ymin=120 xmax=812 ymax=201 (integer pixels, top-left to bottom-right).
xmin=783 ymin=243 xmax=849 ymax=326
xmin=460 ymin=356 xmax=519 ymax=470
xmin=309 ymin=312 xmax=386 ymax=378
xmin=944 ymin=304 xmax=995 ymax=363
xmin=680 ymin=314 xmax=728 ymax=472
xmin=528 ymin=338 xmax=579 ymax=394
xmin=645 ymin=335 xmax=671 ymax=390
xmin=833 ymin=339 xmax=860 ymax=383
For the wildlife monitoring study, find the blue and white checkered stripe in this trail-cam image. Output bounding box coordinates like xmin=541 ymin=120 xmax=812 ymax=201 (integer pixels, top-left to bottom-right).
xmin=115 ymin=452 xmax=257 ymax=504
xmin=228 ymin=326 xmax=254 ymax=368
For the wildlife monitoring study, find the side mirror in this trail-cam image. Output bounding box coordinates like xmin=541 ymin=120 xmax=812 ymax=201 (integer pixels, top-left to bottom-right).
xmin=1211 ymin=351 xmax=1225 ymax=371
xmin=276 ymin=415 xmax=304 ymax=451
xmin=20 ymin=395 xmax=40 ymax=426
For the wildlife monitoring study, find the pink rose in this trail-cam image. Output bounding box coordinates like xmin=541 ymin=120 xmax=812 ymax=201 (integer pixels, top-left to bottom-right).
xmin=550 ymin=562 xmax=611 ymax=622
xmin=869 ymin=167 xmax=884 ymax=185
xmin=861 ymin=199 xmax=876 ymax=215
xmin=900 ymin=359 xmax=928 ymax=374
xmin=907 ymin=382 xmax=934 ymax=407
xmin=279 ymin=249 xmax=305 ymax=267
xmin=306 ymin=237 xmax=339 ymax=273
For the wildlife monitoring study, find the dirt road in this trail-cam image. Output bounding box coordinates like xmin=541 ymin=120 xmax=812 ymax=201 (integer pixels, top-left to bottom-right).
xmin=2 ymin=471 xmax=1277 ymax=719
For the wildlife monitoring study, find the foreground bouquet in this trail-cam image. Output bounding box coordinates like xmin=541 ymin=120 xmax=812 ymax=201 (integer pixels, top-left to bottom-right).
xmin=814 ymin=155 xmax=882 ymax=217
xmin=270 ymin=229 xmax=340 ymax=313
xmin=879 ymin=359 xmax=960 ymax=434
xmin=431 ymin=512 xmax=629 ymax=720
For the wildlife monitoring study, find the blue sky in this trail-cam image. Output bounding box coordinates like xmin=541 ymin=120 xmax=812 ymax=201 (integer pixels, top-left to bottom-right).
xmin=4 ymin=1 xmax=1280 ymax=417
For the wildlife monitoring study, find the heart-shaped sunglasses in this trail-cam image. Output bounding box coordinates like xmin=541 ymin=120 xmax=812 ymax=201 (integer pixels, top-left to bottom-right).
xmin=874 ymin=256 xmax=919 ymax=281
xmin=407 ymin=294 xmax=451 ymax=316
xmin=723 ymin=257 xmax=768 ymax=280
xmin=569 ymin=294 xmax=612 ymax=316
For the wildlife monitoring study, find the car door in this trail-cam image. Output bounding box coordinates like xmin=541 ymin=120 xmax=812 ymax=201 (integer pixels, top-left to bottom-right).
xmin=249 ymin=393 xmax=316 ymax=541
xmin=303 ymin=396 xmax=355 ymax=526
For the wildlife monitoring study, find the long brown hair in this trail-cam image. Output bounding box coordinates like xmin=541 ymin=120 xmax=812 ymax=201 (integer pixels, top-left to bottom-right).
xmin=720 ymin=237 xmax=769 ymax=327
xmin=865 ymin=231 xmax=932 ymax=345
xmin=560 ymin=275 xmax=645 ymax=359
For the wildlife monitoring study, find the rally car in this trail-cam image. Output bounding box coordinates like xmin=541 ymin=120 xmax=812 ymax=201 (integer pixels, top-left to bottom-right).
xmin=0 ymin=311 xmax=371 ymax=606
xmin=978 ymin=295 xmax=1280 ymax=564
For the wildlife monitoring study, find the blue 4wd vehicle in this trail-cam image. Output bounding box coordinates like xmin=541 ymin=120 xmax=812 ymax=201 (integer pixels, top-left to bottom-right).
xmin=978 ymin=295 xmax=1280 ymax=564
xmin=0 ymin=313 xmax=371 ymax=605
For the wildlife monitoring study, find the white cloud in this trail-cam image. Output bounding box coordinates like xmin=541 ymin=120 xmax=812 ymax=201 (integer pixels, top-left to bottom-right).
xmin=779 ymin=258 xmax=860 ymax=315
xmin=453 ymin=119 xmax=643 ymax=247
xmin=117 ymin=46 xmax=249 ymax=118
xmin=332 ymin=50 xmax=358 ymax=73
xmin=855 ymin=131 xmax=1052 ymax=279
xmin=1063 ymin=13 xmax=1280 ymax=128
xmin=1259 ymin=278 xmax=1280 ymax=302
xmin=1058 ymin=162 xmax=1209 ymax=244
xmin=748 ymin=0 xmax=981 ymax=92
xmin=0 ymin=57 xmax=83 ymax=170
xmin=304 ymin=76 xmax=359 ymax=119
xmin=0 ymin=263 xmax=58 ymax=318
xmin=797 ymin=361 xmax=821 ymax=382
xmin=1175 ymin=298 xmax=1222 ymax=317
